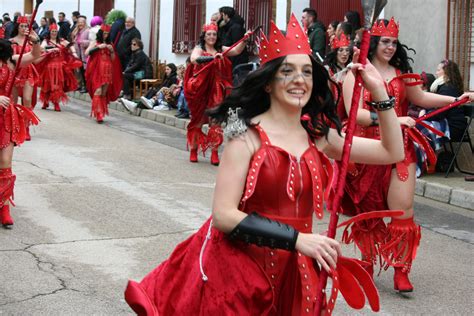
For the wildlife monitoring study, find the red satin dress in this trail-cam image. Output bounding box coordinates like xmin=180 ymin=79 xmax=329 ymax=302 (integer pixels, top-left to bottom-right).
xmin=0 ymin=63 xmax=39 ymax=148
xmin=125 ymin=125 xmax=335 ymax=315
xmin=38 ymin=42 xmax=81 ymax=106
xmin=184 ymin=52 xmax=232 ymax=152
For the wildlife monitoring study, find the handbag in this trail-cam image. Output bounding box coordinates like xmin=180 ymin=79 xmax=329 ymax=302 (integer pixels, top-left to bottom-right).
xmin=133 ymin=70 xmax=145 ymax=80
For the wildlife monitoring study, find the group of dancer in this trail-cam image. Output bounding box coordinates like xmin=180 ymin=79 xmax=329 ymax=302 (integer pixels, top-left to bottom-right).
xmin=124 ymin=13 xmax=473 ymax=315
xmin=0 ymin=16 xmax=122 ymax=227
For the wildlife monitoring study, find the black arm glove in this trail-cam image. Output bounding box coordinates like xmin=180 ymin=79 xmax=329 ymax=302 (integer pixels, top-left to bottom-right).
xmin=196 ymin=56 xmax=215 ymax=64
xmin=229 ymin=212 xmax=299 ymax=251
xmin=88 ymin=47 xmax=100 ymax=55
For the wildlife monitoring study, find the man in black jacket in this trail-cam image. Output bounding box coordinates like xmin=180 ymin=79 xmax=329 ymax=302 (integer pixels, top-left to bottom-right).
xmin=302 ymin=8 xmax=326 ymax=62
xmin=218 ymin=6 xmax=248 ymax=69
xmin=116 ymin=17 xmax=141 ymax=71
xmin=57 ymin=12 xmax=71 ymax=40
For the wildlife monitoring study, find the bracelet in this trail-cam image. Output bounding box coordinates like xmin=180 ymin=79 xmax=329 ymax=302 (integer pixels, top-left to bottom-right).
xmin=369 ymin=111 xmax=378 ymax=126
xmin=365 ymin=96 xmax=395 ymax=111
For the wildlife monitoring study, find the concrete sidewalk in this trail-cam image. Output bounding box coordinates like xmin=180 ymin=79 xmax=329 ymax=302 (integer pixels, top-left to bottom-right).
xmin=68 ymin=91 xmax=474 ymax=211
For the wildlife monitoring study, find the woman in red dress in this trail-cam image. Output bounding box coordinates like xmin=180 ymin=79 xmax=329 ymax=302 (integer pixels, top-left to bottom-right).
xmin=38 ymin=23 xmax=81 ymax=111
xmin=185 ymin=22 xmax=248 ymax=165
xmin=125 ymin=16 xmax=405 ymax=315
xmin=339 ymin=18 xmax=465 ymax=292
xmin=84 ymin=24 xmax=122 ymax=123
xmin=0 ymin=34 xmax=41 ymax=227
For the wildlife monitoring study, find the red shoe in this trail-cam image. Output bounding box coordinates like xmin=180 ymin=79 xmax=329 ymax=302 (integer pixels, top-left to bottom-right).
xmin=1 ymin=204 xmax=13 ymax=227
xmin=190 ymin=148 xmax=198 ymax=163
xmin=42 ymin=103 xmax=49 ymax=110
xmin=54 ymin=103 xmax=61 ymax=112
xmin=394 ymin=267 xmax=413 ymax=292
xmin=96 ymin=113 xmax=104 ymax=123
xmin=210 ymin=150 xmax=219 ymax=166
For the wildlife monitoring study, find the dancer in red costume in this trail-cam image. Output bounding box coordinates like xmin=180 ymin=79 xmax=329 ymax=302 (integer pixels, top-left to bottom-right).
xmin=337 ymin=18 xmax=466 ymax=292
xmin=125 ymin=15 xmax=405 ymax=315
xmin=10 ymin=16 xmax=40 ymax=140
xmin=324 ymin=33 xmax=352 ymax=122
xmin=84 ymin=24 xmax=122 ymax=123
xmin=0 ymin=34 xmax=41 ymax=227
xmin=185 ymin=21 xmax=248 ymax=165
xmin=37 ymin=23 xmax=81 ymax=112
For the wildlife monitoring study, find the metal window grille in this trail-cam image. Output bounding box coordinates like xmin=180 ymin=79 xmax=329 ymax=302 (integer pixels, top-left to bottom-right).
xmin=447 ymin=0 xmax=472 ymax=90
xmin=172 ymin=0 xmax=206 ymax=53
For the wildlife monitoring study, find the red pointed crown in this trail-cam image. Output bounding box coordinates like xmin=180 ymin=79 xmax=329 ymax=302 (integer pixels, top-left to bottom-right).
xmin=202 ymin=22 xmax=218 ymax=33
xmin=100 ymin=24 xmax=111 ymax=32
xmin=331 ymin=33 xmax=351 ymax=49
xmin=17 ymin=16 xmax=28 ymax=24
xmin=259 ymin=13 xmax=311 ymax=65
xmin=49 ymin=23 xmax=58 ymax=31
xmin=370 ymin=17 xmax=399 ymax=38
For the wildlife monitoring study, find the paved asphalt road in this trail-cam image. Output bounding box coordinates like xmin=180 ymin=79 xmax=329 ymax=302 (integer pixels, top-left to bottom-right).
xmin=0 ymin=99 xmax=472 ymax=315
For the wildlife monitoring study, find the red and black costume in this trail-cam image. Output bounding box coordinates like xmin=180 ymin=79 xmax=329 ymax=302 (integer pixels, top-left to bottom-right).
xmin=0 ymin=63 xmax=39 ymax=226
xmin=329 ymin=19 xmax=434 ymax=290
xmin=37 ymin=24 xmax=81 ymax=111
xmin=85 ymin=24 xmax=122 ymax=122
xmin=184 ymin=23 xmax=232 ymax=164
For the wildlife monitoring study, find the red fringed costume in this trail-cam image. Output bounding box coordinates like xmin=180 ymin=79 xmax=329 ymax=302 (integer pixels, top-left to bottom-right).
xmin=10 ymin=40 xmax=39 ymax=108
xmin=184 ymin=53 xmax=231 ymax=156
xmin=0 ymin=63 xmax=40 ymax=226
xmin=37 ymin=40 xmax=82 ymax=110
xmin=85 ymin=41 xmax=122 ymax=122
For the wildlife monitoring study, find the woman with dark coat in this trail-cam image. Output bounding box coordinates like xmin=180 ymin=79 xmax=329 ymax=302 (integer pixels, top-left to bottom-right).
xmin=121 ymin=38 xmax=152 ymax=100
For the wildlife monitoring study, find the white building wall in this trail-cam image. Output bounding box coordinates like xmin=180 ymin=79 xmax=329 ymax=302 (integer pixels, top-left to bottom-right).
xmin=206 ymin=0 xmax=232 ymax=22
xmin=114 ymin=0 xmax=135 ymax=16
xmin=135 ymin=1 xmax=152 ymax=55
xmin=158 ymin=0 xmax=186 ymax=65
xmin=275 ymin=0 xmax=287 ymax=30
xmin=78 ymin=0 xmax=94 ymax=21
xmin=291 ymin=0 xmax=309 ymax=24
xmin=0 ymin=1 xmax=24 ymax=15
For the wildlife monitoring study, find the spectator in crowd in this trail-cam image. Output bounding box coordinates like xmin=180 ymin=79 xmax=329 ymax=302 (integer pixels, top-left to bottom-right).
xmin=88 ymin=16 xmax=103 ymax=45
xmin=116 ymin=16 xmax=141 ymax=71
xmin=326 ymin=20 xmax=339 ymax=54
xmin=344 ymin=10 xmax=363 ymax=43
xmin=37 ymin=17 xmax=49 ymax=41
xmin=301 ymin=8 xmax=326 ymax=61
xmin=106 ymin=9 xmax=127 ymax=45
xmin=69 ymin=11 xmax=80 ymax=40
xmin=218 ymin=6 xmax=249 ymax=68
xmin=25 ymin=14 xmax=39 ymax=32
xmin=120 ymin=38 xmax=152 ymax=101
xmin=71 ymin=15 xmax=89 ymax=93
xmin=335 ymin=21 xmax=354 ymax=41
xmin=2 ymin=15 xmax=13 ymax=39
xmin=174 ymin=62 xmax=190 ymax=118
xmin=57 ymin=11 xmax=71 ymax=40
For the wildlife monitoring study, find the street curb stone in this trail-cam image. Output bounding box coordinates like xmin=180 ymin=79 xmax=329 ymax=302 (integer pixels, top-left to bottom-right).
xmin=68 ymin=93 xmax=473 ymax=211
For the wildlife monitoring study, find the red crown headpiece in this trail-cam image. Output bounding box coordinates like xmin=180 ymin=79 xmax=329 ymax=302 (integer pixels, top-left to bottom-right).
xmin=49 ymin=23 xmax=58 ymax=31
xmin=331 ymin=33 xmax=351 ymax=49
xmin=17 ymin=16 xmax=28 ymax=24
xmin=202 ymin=22 xmax=218 ymax=33
xmin=259 ymin=13 xmax=311 ymax=65
xmin=100 ymin=24 xmax=111 ymax=32
xmin=370 ymin=17 xmax=399 ymax=38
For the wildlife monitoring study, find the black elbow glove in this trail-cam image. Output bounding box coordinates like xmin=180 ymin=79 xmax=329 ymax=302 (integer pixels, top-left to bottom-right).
xmin=88 ymin=47 xmax=100 ymax=55
xmin=229 ymin=212 xmax=299 ymax=251
xmin=195 ymin=56 xmax=215 ymax=64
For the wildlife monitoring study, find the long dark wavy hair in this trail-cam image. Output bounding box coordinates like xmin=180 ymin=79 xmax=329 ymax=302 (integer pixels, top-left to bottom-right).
xmin=96 ymin=29 xmax=111 ymax=44
xmin=198 ymin=31 xmax=222 ymax=52
xmin=208 ymin=55 xmax=341 ymax=139
xmin=0 ymin=39 xmax=13 ymax=63
xmin=440 ymin=59 xmax=464 ymax=93
xmin=368 ymin=19 xmax=415 ymax=73
xmin=324 ymin=48 xmax=352 ymax=74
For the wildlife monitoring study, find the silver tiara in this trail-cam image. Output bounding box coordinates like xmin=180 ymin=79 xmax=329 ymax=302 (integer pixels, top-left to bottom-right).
xmin=223 ymin=107 xmax=247 ymax=139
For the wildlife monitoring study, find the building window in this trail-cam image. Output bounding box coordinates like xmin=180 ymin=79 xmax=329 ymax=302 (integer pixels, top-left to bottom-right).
xmin=172 ymin=0 xmax=206 ymax=53
xmin=447 ymin=0 xmax=472 ymax=90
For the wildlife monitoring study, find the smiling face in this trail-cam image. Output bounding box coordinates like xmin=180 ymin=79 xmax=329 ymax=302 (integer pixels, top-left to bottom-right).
xmin=50 ymin=29 xmax=58 ymax=39
xmin=327 ymin=24 xmax=335 ymax=37
xmin=376 ymin=36 xmax=398 ymax=63
xmin=268 ymin=54 xmax=313 ymax=110
xmin=204 ymin=30 xmax=217 ymax=46
xmin=18 ymin=23 xmax=28 ymax=36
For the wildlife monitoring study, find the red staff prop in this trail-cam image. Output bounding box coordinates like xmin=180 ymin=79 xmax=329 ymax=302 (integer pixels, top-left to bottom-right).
xmin=416 ymin=97 xmax=469 ymax=123
xmin=314 ymin=0 xmax=388 ymax=314
xmin=6 ymin=0 xmax=44 ymax=97
xmin=192 ymin=26 xmax=262 ymax=78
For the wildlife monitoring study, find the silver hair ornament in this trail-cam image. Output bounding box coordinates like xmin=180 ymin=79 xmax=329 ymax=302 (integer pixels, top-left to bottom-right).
xmin=223 ymin=107 xmax=247 ymax=139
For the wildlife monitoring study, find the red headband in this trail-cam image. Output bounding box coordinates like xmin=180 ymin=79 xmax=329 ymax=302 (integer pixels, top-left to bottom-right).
xmin=371 ymin=17 xmax=399 ymax=38
xmin=100 ymin=24 xmax=111 ymax=32
xmin=17 ymin=16 xmax=28 ymax=24
xmin=259 ymin=13 xmax=312 ymax=65
xmin=49 ymin=23 xmax=58 ymax=31
xmin=202 ymin=22 xmax=218 ymax=33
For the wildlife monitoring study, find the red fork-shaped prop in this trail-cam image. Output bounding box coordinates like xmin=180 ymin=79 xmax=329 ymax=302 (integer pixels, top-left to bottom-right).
xmin=314 ymin=29 xmax=372 ymax=316
xmin=6 ymin=0 xmax=44 ymax=97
